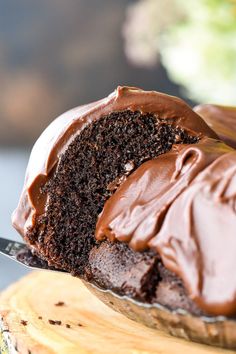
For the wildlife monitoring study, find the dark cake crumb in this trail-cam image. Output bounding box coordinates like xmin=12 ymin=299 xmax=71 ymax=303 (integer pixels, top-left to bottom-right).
xmin=55 ymin=301 xmax=65 ymax=307
xmin=20 ymin=320 xmax=28 ymax=326
xmin=48 ymin=319 xmax=62 ymax=325
xmin=38 ymin=316 xmax=43 ymax=320
xmin=85 ymin=242 xmax=160 ymax=302
xmin=78 ymin=323 xmax=83 ymax=327
xmin=66 ymin=324 xmax=71 ymax=329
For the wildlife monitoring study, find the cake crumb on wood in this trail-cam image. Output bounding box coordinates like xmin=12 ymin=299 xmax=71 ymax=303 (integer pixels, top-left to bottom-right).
xmin=48 ymin=319 xmax=62 ymax=325
xmin=55 ymin=301 xmax=65 ymax=307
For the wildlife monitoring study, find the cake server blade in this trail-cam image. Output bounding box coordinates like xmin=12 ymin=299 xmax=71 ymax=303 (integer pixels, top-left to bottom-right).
xmin=0 ymin=237 xmax=26 ymax=258
xmin=0 ymin=237 xmax=64 ymax=272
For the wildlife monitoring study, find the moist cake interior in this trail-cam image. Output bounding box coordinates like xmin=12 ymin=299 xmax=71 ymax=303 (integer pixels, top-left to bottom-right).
xmin=26 ymin=109 xmax=199 ymax=303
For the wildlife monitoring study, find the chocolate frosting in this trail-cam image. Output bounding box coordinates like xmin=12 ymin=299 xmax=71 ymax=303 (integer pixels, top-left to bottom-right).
xmin=12 ymin=86 xmax=216 ymax=238
xmin=194 ymin=104 xmax=236 ymax=149
xmin=150 ymin=151 xmax=236 ymax=316
xmin=96 ymin=139 xmax=236 ymax=316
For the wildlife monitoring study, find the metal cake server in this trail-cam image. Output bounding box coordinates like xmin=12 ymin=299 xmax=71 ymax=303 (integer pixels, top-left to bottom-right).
xmin=0 ymin=237 xmax=64 ymax=272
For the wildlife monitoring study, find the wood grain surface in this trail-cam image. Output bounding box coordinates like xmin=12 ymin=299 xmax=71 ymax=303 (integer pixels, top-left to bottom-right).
xmin=0 ymin=271 xmax=234 ymax=354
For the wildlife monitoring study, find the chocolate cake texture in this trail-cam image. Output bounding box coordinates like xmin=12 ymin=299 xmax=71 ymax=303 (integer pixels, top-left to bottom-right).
xmin=12 ymin=86 xmax=236 ymax=317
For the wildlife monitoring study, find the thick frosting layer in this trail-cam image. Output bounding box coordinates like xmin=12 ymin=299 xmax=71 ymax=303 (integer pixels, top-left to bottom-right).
xmin=12 ymin=86 xmax=217 ymax=238
xmin=150 ymin=151 xmax=236 ymax=316
xmin=194 ymin=104 xmax=236 ymax=149
xmin=96 ymin=139 xmax=236 ymax=316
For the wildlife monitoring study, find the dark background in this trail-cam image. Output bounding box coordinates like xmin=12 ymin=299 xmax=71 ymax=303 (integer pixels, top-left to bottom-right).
xmin=0 ymin=0 xmax=191 ymax=147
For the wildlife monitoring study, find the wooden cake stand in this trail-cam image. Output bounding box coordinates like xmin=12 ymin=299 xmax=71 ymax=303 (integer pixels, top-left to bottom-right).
xmin=0 ymin=271 xmax=234 ymax=354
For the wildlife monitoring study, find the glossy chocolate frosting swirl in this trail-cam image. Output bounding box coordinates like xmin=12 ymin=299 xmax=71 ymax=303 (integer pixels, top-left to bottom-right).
xmin=150 ymin=151 xmax=236 ymax=316
xmin=96 ymin=139 xmax=236 ymax=316
xmin=12 ymin=86 xmax=216 ymax=238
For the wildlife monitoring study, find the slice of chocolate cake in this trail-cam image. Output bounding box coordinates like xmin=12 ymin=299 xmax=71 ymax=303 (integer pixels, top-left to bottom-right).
xmin=12 ymin=86 xmax=220 ymax=316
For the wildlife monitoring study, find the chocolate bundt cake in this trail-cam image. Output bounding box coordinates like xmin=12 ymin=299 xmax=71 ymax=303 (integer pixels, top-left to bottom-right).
xmin=12 ymin=86 xmax=236 ymax=317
